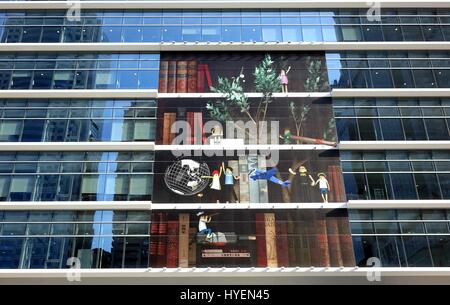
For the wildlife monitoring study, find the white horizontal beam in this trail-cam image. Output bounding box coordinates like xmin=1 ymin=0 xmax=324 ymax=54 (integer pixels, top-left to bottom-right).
xmin=0 ymin=90 xmax=158 ymax=99
xmin=155 ymin=144 xmax=337 ymax=151
xmin=0 ymin=42 xmax=449 ymax=52
xmin=0 ymin=0 xmax=448 ymax=10
xmin=0 ymin=201 xmax=152 ymax=211
xmin=152 ymin=203 xmax=347 ymax=210
xmin=158 ymin=92 xmax=330 ymax=99
xmin=339 ymin=141 xmax=450 ymax=150
xmin=348 ymin=200 xmax=450 ymax=209
xmin=332 ymin=89 xmax=450 ymax=98
xmin=1 ymin=267 xmax=450 ymax=285
xmin=0 ymin=142 xmax=155 ymax=151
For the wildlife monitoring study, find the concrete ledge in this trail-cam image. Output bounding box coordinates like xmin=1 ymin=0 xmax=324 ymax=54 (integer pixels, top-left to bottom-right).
xmin=348 ymin=200 xmax=450 ymax=209
xmin=0 ymin=42 xmax=449 ymax=52
xmin=0 ymin=142 xmax=155 ymax=151
xmin=0 ymin=201 xmax=152 ymax=210
xmin=0 ymin=267 xmax=450 ymax=285
xmin=332 ymin=89 xmax=450 ymax=98
xmin=0 ymin=0 xmax=449 ymax=10
xmin=339 ymin=141 xmax=450 ymax=150
xmin=0 ymin=89 xmax=158 ymax=99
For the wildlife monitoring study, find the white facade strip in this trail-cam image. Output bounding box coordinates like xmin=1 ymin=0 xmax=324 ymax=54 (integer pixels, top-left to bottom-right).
xmin=0 ymin=142 xmax=155 ymax=151
xmin=155 ymin=144 xmax=337 ymax=151
xmin=0 ymin=0 xmax=449 ymax=10
xmin=0 ymin=42 xmax=449 ymax=52
xmin=158 ymin=92 xmax=331 ymax=99
xmin=152 ymin=203 xmax=347 ymax=210
xmin=348 ymin=200 xmax=450 ymax=209
xmin=332 ymin=89 xmax=450 ymax=98
xmin=0 ymin=201 xmax=152 ymax=211
xmin=0 ymin=90 xmax=158 ymax=99
xmin=1 ymin=267 xmax=450 ymax=285
xmin=339 ymin=141 xmax=450 ymax=150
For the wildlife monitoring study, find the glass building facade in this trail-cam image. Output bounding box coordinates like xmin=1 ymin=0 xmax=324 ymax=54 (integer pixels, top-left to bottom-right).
xmin=0 ymin=1 xmax=448 ymax=281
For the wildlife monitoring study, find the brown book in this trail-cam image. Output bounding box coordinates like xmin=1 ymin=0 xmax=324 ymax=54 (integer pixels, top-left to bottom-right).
xmin=286 ymin=213 xmax=299 ymax=266
xmin=168 ymin=112 xmax=177 ymax=144
xmin=158 ymin=60 xmax=169 ymax=93
xmin=178 ymin=213 xmax=190 ymax=268
xmin=188 ymin=227 xmax=197 ymax=267
xmin=275 ymin=215 xmax=289 ymax=267
xmin=255 ymin=213 xmax=267 ymax=267
xmin=149 ymin=213 xmax=160 ymax=266
xmin=167 ymin=60 xmax=177 ymax=93
xmin=297 ymin=212 xmax=311 ymax=266
xmin=310 ymin=212 xmax=330 ymax=267
xmin=166 ymin=220 xmax=179 ymax=268
xmin=187 ymin=60 xmax=198 ymax=93
xmin=326 ymin=216 xmax=343 ymax=266
xmin=176 ymin=60 xmax=188 ymax=93
xmin=162 ymin=113 xmax=174 ymax=145
xmin=156 ymin=212 xmax=167 ymax=267
xmin=264 ymin=213 xmax=278 ymax=268
xmin=337 ymin=214 xmax=356 ymax=266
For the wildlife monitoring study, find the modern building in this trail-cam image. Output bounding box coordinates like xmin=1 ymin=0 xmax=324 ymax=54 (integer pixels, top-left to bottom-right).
xmin=0 ymin=0 xmax=449 ymax=285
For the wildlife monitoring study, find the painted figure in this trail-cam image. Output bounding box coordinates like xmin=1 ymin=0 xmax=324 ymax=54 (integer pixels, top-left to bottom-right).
xmin=222 ymin=162 xmax=240 ymax=203
xmin=289 ymin=165 xmax=315 ymax=202
xmin=280 ymin=66 xmax=291 ymax=93
xmin=313 ymin=173 xmax=330 ymax=203
xmin=202 ymin=165 xmax=223 ymax=203
xmin=249 ymin=168 xmax=290 ymax=187
xmin=197 ymin=211 xmax=213 ymax=239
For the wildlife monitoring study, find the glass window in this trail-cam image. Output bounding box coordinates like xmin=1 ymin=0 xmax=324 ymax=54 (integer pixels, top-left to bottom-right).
xmin=401 ymin=236 xmax=432 ymax=267
xmin=414 ymin=173 xmax=442 ymax=199
xmin=402 ymin=118 xmax=427 ymax=140
xmin=424 ymin=119 xmax=449 ymax=140
xmin=390 ymin=173 xmax=417 ymax=200
xmin=428 ymin=236 xmax=450 ymax=267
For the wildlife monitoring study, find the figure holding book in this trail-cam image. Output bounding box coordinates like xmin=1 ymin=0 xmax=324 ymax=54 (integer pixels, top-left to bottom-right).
xmin=202 ymin=165 xmax=223 ymax=203
xmin=197 ymin=211 xmax=213 ymax=239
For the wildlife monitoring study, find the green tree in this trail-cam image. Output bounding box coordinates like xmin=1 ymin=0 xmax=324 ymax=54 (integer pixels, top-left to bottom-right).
xmin=304 ymin=57 xmax=329 ymax=92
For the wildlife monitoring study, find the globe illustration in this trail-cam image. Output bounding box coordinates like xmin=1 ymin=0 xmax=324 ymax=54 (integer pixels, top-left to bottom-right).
xmin=164 ymin=159 xmax=211 ymax=196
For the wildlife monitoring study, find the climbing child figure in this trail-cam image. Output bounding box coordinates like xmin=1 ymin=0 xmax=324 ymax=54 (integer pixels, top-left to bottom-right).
xmin=197 ymin=211 xmax=213 ymax=240
xmin=280 ymin=66 xmax=291 ymax=93
xmin=222 ymin=162 xmax=240 ymax=203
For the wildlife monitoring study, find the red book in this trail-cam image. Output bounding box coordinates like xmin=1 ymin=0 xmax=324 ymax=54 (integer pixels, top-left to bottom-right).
xmin=149 ymin=213 xmax=160 ymax=266
xmin=176 ymin=61 xmax=188 ymax=93
xmin=162 ymin=113 xmax=172 ymax=145
xmin=275 ymin=216 xmax=289 ymax=267
xmin=337 ymin=215 xmax=356 ymax=266
xmin=156 ymin=212 xmax=167 ymax=267
xmin=158 ymin=60 xmax=169 ymax=93
xmin=255 ymin=213 xmax=267 ymax=267
xmin=326 ymin=216 xmax=343 ymax=267
xmin=167 ymin=61 xmax=177 ymax=93
xmin=187 ymin=60 xmax=198 ymax=93
xmin=187 ymin=112 xmax=195 ymax=144
xmin=166 ymin=220 xmax=179 ymax=268
xmin=197 ymin=64 xmax=213 ymax=92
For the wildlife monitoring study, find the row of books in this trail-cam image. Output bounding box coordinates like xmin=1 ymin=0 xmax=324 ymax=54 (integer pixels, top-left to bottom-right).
xmin=150 ymin=212 xmax=197 ymax=268
xmin=162 ymin=111 xmax=206 ymax=145
xmin=150 ymin=212 xmax=355 ymax=268
xmin=159 ymin=60 xmax=213 ymax=93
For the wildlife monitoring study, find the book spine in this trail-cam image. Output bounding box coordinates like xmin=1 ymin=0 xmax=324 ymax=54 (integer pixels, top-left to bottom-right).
xmin=158 ymin=60 xmax=169 ymax=93
xmin=203 ymin=63 xmax=213 ymax=91
xmin=286 ymin=213 xmax=299 ymax=266
xmin=326 ymin=216 xmax=343 ymax=267
xmin=337 ymin=214 xmax=356 ymax=266
xmin=297 ymin=213 xmax=311 ymax=266
xmin=264 ymin=213 xmax=278 ymax=268
xmin=178 ymin=213 xmax=190 ymax=268
xmin=157 ymin=212 xmax=167 ymax=268
xmin=187 ymin=60 xmax=198 ymax=93
xmin=168 ymin=112 xmax=177 ymax=144
xmin=238 ymin=157 xmax=250 ymax=203
xmin=187 ymin=112 xmax=194 ymax=145
xmin=255 ymin=213 xmax=267 ymax=267
xmin=162 ymin=113 xmax=172 ymax=145
xmin=247 ymin=155 xmax=260 ymax=204
xmin=197 ymin=64 xmax=205 ymax=93
xmin=149 ymin=213 xmax=160 ymax=267
xmin=166 ymin=220 xmax=179 ymax=268
xmin=275 ymin=215 xmax=289 ymax=267
xmin=176 ymin=60 xmax=188 ymax=93
xmin=193 ymin=112 xmax=204 ymax=145
xmin=310 ymin=212 xmax=330 ymax=267
xmin=167 ymin=60 xmax=177 ymax=93
xmin=188 ymin=227 xmax=197 ymax=267
xmin=257 ymin=156 xmax=269 ymax=203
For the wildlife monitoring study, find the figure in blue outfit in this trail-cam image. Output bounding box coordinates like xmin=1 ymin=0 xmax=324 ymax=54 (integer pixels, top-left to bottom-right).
xmin=249 ymin=168 xmax=291 ymax=187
